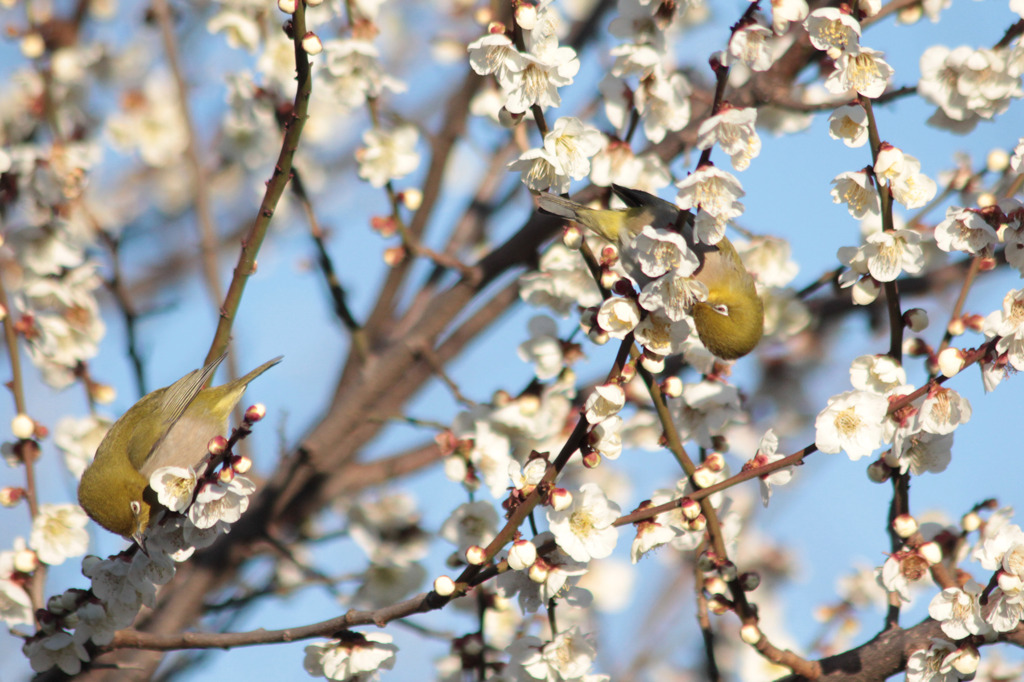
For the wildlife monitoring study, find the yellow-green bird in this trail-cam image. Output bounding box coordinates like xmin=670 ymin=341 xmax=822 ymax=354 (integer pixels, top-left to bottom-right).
xmin=78 ymin=355 xmax=282 ymax=546
xmin=537 ymin=185 xmax=763 ymax=360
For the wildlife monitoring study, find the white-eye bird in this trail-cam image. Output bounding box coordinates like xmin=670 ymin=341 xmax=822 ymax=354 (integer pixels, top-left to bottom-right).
xmin=78 ymin=355 xmax=282 ymax=546
xmin=537 ymin=185 xmax=763 ymax=360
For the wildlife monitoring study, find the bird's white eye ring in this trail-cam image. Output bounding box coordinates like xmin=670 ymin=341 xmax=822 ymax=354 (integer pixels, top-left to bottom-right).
xmin=712 ymin=304 xmax=729 ymax=316
xmin=130 ymin=500 xmax=142 ymax=516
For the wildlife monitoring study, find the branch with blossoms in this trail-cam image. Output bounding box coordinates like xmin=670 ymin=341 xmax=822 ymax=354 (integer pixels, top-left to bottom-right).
xmin=4 ymin=0 xmax=1024 ymax=680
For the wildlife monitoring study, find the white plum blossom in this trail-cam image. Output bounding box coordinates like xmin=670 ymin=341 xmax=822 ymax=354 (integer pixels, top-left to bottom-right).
xmin=30 ymin=504 xmax=89 ymax=566
xmin=508 ymin=626 xmax=597 ymax=681
xmin=825 ymin=47 xmax=894 ymax=99
xmin=638 ymin=271 xmax=707 ymax=322
xmin=53 ymin=414 xmax=111 ymax=480
xmin=503 ymin=48 xmax=580 ymax=114
xmin=696 ymin=108 xmax=761 ymax=171
xmin=518 ymin=316 xmax=566 ymax=380
xmin=804 ymin=8 xmax=861 ymax=57
xmin=919 ymin=387 xmax=971 ymax=435
xmin=928 ymin=581 xmax=990 ymax=639
xmin=0 ymin=543 xmax=33 ymax=628
xmin=889 ymin=156 xmax=938 ymax=210
xmin=726 ymin=23 xmax=776 ymax=72
xmin=815 ymin=390 xmax=889 ymax=460
xmin=467 ymin=33 xmax=522 ymax=89
xmin=519 ymin=242 xmax=603 ymax=316
xmin=863 ymin=229 xmax=925 ymax=282
xmin=356 ymin=125 xmax=420 ymax=188
xmin=590 ymin=415 xmax=623 ymax=460
xmin=850 ymin=355 xmax=907 ymax=395
xmin=905 ymin=638 xmax=961 ymax=682
xmin=547 ymin=483 xmax=620 ymax=562
xmin=630 ymin=226 xmax=699 ymax=279
xmin=737 ymin=236 xmax=799 ymax=288
xmin=187 ymin=475 xmax=256 ymax=530
xmin=633 ymin=311 xmax=693 ymax=358
xmin=303 ymin=632 xmax=398 ymax=682
xmin=982 ymin=288 xmax=1024 ymax=371
xmin=595 ymin=297 xmax=641 ymax=339
xmin=439 ymin=501 xmax=498 ymax=554
xmin=771 ymin=0 xmax=809 ymax=33
xmin=149 ymin=465 xmax=202 ymax=513
xmin=322 ymin=39 xmax=407 ymax=111
xmin=675 ymin=165 xmax=746 ymax=228
xmin=918 ymin=45 xmax=1022 ymax=131
xmin=828 ymin=104 xmax=869 ymax=147
xmin=635 ymin=69 xmax=693 ymax=144
xmin=23 ymin=631 xmax=89 ymax=675
xmin=935 ymin=207 xmax=998 ymax=254
xmin=583 ymin=383 xmax=626 ymax=424
xmin=543 ymin=117 xmax=604 ymax=181
xmin=831 ymin=170 xmax=880 ymax=219
xmin=748 ymin=428 xmax=794 ymax=506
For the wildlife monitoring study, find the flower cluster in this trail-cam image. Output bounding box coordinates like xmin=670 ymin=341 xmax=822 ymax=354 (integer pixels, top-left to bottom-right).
xmin=21 ymin=426 xmax=262 ymax=674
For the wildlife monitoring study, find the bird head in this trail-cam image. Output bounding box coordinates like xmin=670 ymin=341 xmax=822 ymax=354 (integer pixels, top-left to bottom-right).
xmin=78 ymin=461 xmax=153 ymax=547
xmin=692 ymin=285 xmax=765 ymax=360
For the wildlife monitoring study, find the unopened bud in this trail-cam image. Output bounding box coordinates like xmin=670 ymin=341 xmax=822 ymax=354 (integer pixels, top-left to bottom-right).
xmin=301 ymin=32 xmax=323 ymax=55
xmin=937 ymin=347 xmax=965 ymax=378
xmin=581 ymin=450 xmax=601 ymax=469
xmin=498 ymin=107 xmax=523 ymax=128
xmin=740 ymin=623 xmax=762 ymax=644
xmin=11 ymin=414 xmax=34 ymax=440
xmin=640 ymin=354 xmax=665 ymax=373
xmin=740 ymin=571 xmax=761 ymax=591
xmin=998 ymin=571 xmax=1023 ymax=593
xmin=232 ymin=455 xmax=253 ymax=474
xmin=588 ymin=328 xmax=610 ymax=346
xmin=987 ymin=148 xmax=1010 ymax=173
xmin=507 ymin=540 xmax=537 ymax=571
xmin=947 ymin=318 xmax=965 ymax=337
xmin=708 ymin=595 xmax=731 ymax=615
xmin=918 ymin=541 xmax=942 ymax=565
xmin=466 ymin=545 xmax=487 ymax=566
xmin=599 ymin=269 xmax=618 ymax=290
xmin=13 ymin=548 xmax=38 ymax=574
xmin=218 ymin=466 xmax=235 ymax=484
xmin=961 ymin=511 xmax=981 ymax=533
xmin=528 ymin=558 xmax=550 ymax=583
xmin=401 ymin=188 xmax=423 ymax=211
xmin=20 ymin=33 xmax=45 ymax=58
xmin=705 ymin=452 xmax=726 ymax=472
xmin=867 ymin=458 xmax=892 ymax=483
xmin=719 ymin=561 xmax=738 ymax=581
xmin=903 ymin=308 xmax=928 ymax=332
xmin=705 ymin=575 xmax=727 ymax=595
xmin=549 ymin=488 xmax=572 ymax=511
xmin=696 ymin=551 xmax=716 ymax=572
xmin=692 ymin=466 xmax=717 ymax=489
xmin=515 ymin=2 xmax=538 ymax=29
xmin=562 ymin=225 xmax=583 ymax=250
xmin=951 ymin=645 xmax=980 ymax=675
xmin=681 ymin=497 xmax=701 ymax=521
xmin=977 ymin=192 xmax=997 ymax=208
xmin=91 ymin=382 xmax=116 ymax=405
xmin=383 ymin=246 xmax=407 ymax=266
xmin=245 ymin=403 xmax=266 ymax=423
xmin=433 ymin=575 xmax=455 ymax=596
xmin=979 ymin=256 xmax=997 ymax=271
xmin=0 ymin=487 xmax=24 ymax=507
xmin=686 ymin=514 xmax=707 ymax=532
xmin=208 ymin=436 xmax=229 ymax=455
xmin=892 ymin=514 xmax=918 ymax=538
xmin=661 ymin=375 xmax=682 ymax=398
xmin=277 ymin=0 xmax=295 ymax=12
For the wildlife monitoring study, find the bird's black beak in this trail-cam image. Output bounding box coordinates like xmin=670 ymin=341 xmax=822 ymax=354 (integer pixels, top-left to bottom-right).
xmin=132 ymin=531 xmax=149 ymax=557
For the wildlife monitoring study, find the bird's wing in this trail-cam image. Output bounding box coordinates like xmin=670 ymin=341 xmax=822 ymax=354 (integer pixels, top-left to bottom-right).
xmin=137 ymin=354 xmax=227 ymax=472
